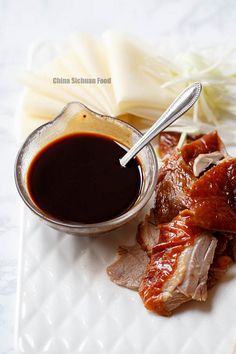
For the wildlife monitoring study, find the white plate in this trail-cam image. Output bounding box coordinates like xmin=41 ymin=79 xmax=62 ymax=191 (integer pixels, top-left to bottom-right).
xmin=15 ymin=203 xmax=236 ymax=354
xmin=15 ymin=40 xmax=236 ymax=354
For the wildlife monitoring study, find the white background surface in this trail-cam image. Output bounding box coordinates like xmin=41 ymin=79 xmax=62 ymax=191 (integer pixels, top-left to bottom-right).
xmin=1 ymin=0 xmax=236 ymax=353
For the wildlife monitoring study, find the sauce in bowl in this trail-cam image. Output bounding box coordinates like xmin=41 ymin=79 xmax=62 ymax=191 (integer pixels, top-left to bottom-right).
xmin=27 ymin=132 xmax=142 ymax=224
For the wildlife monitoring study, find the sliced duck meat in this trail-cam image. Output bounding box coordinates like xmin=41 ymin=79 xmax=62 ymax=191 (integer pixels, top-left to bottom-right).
xmin=155 ymin=152 xmax=195 ymax=223
xmin=139 ymin=210 xmax=217 ymax=316
xmin=107 ymin=130 xmax=236 ymax=317
xmin=155 ymin=131 xmax=227 ymax=224
xmin=193 ymin=151 xmax=225 ymax=177
xmin=137 ymin=209 xmax=159 ymax=253
xmin=187 ymin=158 xmax=236 ymax=233
xmin=106 ymin=244 xmax=149 ymax=291
xmin=181 ymin=130 xmax=226 ymax=170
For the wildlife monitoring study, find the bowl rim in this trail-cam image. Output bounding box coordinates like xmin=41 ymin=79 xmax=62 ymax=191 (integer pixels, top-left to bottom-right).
xmin=15 ymin=102 xmax=158 ymax=231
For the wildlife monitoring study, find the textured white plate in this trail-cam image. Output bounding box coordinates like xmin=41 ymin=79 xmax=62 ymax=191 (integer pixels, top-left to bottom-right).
xmin=15 ymin=40 xmax=236 ymax=354
xmin=15 ymin=201 xmax=236 ymax=354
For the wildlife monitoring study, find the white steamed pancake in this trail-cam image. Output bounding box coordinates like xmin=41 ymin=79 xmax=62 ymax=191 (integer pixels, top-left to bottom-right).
xmin=18 ymin=31 xmax=236 ymax=141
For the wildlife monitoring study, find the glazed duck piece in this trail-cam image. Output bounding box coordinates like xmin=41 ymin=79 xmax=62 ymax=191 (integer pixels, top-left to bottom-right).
xmin=157 ymin=132 xmax=181 ymax=158
xmin=187 ymin=159 xmax=236 ymax=233
xmin=107 ymin=210 xmax=159 ymax=290
xmin=139 ymin=210 xmax=217 ymax=316
xmin=181 ymin=130 xmax=225 ymax=169
xmin=137 ymin=209 xmax=159 ymax=253
xmin=157 ymin=131 xmax=236 ymax=232
xmin=107 ymin=131 xmax=236 ymax=316
xmin=155 ymin=131 xmax=226 ymax=224
xmin=107 ymin=210 xmax=159 ymax=291
xmin=157 ymin=131 xmax=204 ymax=159
xmin=155 ymin=151 xmax=196 ymax=223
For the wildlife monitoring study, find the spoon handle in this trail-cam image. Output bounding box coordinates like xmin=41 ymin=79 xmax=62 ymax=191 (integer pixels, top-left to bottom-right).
xmin=120 ymin=82 xmax=202 ymax=167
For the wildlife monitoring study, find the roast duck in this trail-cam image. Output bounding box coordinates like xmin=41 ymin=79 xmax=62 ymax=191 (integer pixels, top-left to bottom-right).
xmin=107 ymin=131 xmax=236 ymax=316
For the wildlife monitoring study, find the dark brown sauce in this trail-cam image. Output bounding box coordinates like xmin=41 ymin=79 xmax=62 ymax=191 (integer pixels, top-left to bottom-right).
xmin=27 ymin=132 xmax=142 ymax=224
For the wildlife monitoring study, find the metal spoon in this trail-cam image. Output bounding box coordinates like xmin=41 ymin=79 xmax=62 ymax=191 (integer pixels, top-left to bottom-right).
xmin=120 ymin=82 xmax=202 ymax=167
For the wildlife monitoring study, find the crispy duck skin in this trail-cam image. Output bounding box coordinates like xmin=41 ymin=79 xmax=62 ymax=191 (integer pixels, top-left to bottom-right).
xmin=157 ymin=132 xmax=181 ymax=158
xmin=107 ymin=131 xmax=236 ymax=316
xmin=157 ymin=131 xmax=236 ymax=233
xmin=155 ymin=151 xmax=195 ymax=223
xmin=155 ymin=131 xmax=226 ymax=224
xmin=139 ymin=210 xmax=217 ymax=316
xmin=157 ymin=132 xmax=204 ymax=159
xmin=186 ymin=159 xmax=236 ymax=233
xmin=181 ymin=130 xmax=225 ymax=169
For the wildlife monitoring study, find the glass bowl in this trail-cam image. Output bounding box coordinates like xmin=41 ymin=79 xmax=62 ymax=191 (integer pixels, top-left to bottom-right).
xmin=15 ymin=102 xmax=158 ymax=236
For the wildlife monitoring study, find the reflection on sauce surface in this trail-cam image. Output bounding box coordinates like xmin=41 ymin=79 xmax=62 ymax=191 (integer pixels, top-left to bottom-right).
xmin=27 ymin=132 xmax=142 ymax=224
